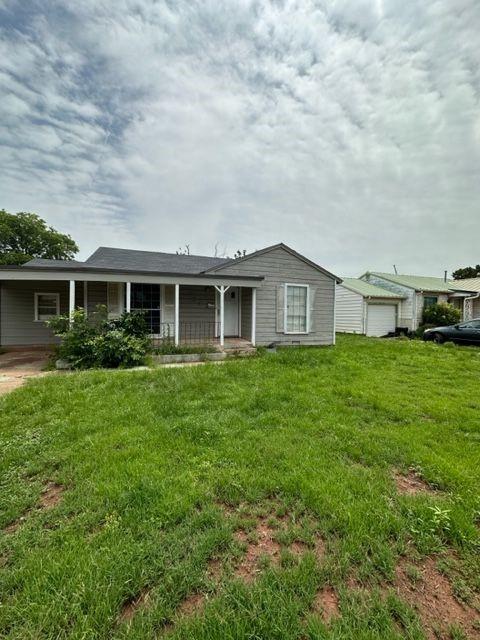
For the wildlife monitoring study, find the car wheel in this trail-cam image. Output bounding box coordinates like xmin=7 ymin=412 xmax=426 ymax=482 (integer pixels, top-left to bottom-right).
xmin=433 ymin=332 xmax=445 ymax=344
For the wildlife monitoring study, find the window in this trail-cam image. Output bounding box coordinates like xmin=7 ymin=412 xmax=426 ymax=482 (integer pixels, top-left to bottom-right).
xmin=285 ymin=284 xmax=309 ymax=333
xmin=131 ymin=283 xmax=161 ymax=333
xmin=34 ymin=293 xmax=60 ymax=321
xmin=107 ymin=283 xmax=124 ymax=319
xmin=424 ymin=296 xmax=438 ymax=308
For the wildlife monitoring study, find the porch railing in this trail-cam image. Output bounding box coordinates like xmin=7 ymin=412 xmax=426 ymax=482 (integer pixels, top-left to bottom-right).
xmin=150 ymin=321 xmax=221 ymax=346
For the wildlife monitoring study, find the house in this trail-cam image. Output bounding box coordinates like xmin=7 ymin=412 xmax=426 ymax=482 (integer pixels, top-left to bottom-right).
xmin=447 ymin=278 xmax=480 ymax=320
xmin=359 ymin=272 xmax=478 ymax=331
xmin=0 ymin=243 xmax=340 ymax=349
xmin=336 ymin=278 xmax=405 ymax=337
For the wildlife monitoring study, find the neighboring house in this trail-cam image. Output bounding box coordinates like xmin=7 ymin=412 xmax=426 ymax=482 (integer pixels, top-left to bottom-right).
xmin=359 ymin=272 xmax=477 ymax=331
xmin=448 ymin=278 xmax=480 ymax=320
xmin=336 ymin=278 xmax=405 ymax=337
xmin=0 ymin=243 xmax=340 ymax=348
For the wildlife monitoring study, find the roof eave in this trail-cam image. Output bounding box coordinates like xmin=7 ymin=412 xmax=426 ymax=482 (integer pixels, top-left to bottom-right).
xmin=0 ymin=264 xmax=264 ymax=282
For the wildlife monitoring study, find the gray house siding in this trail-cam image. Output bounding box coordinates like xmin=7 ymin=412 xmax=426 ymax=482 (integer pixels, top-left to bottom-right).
xmin=0 ymin=280 xmax=69 ymax=346
xmin=213 ymin=247 xmax=335 ymax=346
xmin=178 ymin=285 xmax=216 ymax=340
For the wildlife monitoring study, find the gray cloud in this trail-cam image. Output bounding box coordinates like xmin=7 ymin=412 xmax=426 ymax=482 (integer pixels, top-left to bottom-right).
xmin=0 ymin=0 xmax=479 ymax=275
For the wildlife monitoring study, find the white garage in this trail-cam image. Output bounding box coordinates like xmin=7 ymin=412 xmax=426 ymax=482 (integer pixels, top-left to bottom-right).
xmin=336 ymin=278 xmax=404 ymax=337
xmin=365 ymin=303 xmax=397 ymax=337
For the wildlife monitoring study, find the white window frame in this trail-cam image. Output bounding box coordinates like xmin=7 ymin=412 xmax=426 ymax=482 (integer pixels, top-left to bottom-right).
xmin=284 ymin=283 xmax=310 ymax=334
xmin=34 ymin=292 xmax=60 ymax=322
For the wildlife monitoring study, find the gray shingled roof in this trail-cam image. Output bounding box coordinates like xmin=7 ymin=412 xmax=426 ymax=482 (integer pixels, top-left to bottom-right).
xmin=25 ymin=258 xmax=88 ymax=268
xmin=85 ymin=247 xmax=229 ymax=274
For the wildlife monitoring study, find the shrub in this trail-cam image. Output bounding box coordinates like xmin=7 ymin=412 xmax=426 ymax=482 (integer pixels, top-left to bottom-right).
xmin=422 ymin=302 xmax=461 ymax=327
xmin=47 ymin=308 xmax=150 ymax=369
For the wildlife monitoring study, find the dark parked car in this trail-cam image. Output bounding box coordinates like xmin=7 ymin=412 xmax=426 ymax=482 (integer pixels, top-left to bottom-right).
xmin=423 ymin=319 xmax=480 ymax=344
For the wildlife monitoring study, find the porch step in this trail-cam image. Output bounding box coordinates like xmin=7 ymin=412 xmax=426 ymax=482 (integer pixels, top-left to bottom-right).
xmin=222 ymin=345 xmax=257 ymax=356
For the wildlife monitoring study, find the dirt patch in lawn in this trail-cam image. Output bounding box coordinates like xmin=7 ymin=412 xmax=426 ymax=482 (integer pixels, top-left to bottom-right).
xmin=118 ymin=588 xmax=151 ymax=624
xmin=394 ymin=556 xmax=480 ymax=640
xmin=312 ymin=585 xmax=340 ymax=623
xmin=223 ymin=500 xmax=327 ymax=583
xmin=393 ymin=469 xmax=438 ymax=496
xmin=234 ymin=517 xmax=282 ymax=582
xmin=3 ymin=482 xmax=64 ymax=534
xmin=176 ymin=592 xmax=206 ymax=617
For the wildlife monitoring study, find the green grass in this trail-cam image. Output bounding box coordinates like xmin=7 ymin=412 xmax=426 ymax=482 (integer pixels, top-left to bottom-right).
xmin=152 ymin=343 xmax=217 ymax=355
xmin=0 ymin=335 xmax=479 ymax=639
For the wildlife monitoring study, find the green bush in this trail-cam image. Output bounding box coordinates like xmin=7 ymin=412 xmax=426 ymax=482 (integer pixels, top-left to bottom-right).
xmin=422 ymin=302 xmax=461 ymax=327
xmin=47 ymin=308 xmax=150 ymax=369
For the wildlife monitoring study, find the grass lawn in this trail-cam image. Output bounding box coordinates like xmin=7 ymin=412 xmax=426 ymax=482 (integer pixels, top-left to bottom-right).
xmin=0 ymin=335 xmax=479 ymax=639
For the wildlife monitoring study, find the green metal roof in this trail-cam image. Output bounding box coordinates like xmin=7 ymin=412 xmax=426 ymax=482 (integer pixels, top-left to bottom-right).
xmin=340 ymin=278 xmax=405 ymax=299
xmin=367 ymin=272 xmax=454 ymax=292
xmin=448 ymin=278 xmax=480 ymax=293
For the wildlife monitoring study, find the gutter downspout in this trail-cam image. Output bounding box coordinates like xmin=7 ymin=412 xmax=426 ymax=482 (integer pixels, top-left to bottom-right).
xmin=412 ymin=291 xmax=419 ymax=332
xmin=363 ymin=297 xmax=370 ymax=334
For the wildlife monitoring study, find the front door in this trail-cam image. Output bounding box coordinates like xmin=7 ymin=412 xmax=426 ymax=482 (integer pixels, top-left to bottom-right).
xmin=223 ymin=287 xmax=240 ymax=336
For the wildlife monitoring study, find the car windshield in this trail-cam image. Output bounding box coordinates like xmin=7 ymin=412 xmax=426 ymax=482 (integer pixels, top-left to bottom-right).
xmin=460 ymin=320 xmax=480 ymax=329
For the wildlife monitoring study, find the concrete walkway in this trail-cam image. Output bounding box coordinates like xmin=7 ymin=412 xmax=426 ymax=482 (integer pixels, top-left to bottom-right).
xmin=0 ymin=349 xmax=52 ymax=396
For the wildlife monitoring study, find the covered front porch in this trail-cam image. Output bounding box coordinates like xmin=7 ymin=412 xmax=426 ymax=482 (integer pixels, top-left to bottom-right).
xmin=0 ymin=267 xmax=262 ymax=348
xmin=78 ymin=280 xmax=257 ymax=347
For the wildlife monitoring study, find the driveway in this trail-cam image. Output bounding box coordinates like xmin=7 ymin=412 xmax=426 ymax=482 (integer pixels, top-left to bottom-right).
xmin=0 ymin=348 xmax=52 ymax=396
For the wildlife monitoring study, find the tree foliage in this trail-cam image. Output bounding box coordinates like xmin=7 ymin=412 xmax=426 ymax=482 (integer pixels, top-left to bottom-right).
xmin=0 ymin=209 xmax=78 ymax=265
xmin=452 ymin=265 xmax=480 ymax=280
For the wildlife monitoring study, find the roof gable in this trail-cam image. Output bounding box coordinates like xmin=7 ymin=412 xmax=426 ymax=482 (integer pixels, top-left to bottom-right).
xmin=203 ymin=243 xmax=341 ymax=282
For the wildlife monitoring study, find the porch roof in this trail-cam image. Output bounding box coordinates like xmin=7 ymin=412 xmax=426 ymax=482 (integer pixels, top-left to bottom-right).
xmin=0 ymin=264 xmax=263 ymax=287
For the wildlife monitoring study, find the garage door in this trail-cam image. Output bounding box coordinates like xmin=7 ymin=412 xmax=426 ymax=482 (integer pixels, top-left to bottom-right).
xmin=366 ymin=305 xmax=396 ymax=337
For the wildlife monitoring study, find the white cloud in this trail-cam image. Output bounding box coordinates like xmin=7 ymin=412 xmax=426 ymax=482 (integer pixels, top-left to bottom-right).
xmin=0 ymin=0 xmax=479 ymax=275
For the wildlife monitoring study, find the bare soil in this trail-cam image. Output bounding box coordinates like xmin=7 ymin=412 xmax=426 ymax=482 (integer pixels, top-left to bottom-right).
xmin=393 ymin=469 xmax=438 ymax=495
xmin=3 ymin=482 xmax=64 ymax=534
xmin=312 ymin=585 xmax=340 ymax=623
xmin=394 ymin=556 xmax=480 ymax=640
xmin=118 ymin=589 xmax=151 ymax=624
xmin=234 ymin=517 xmax=281 ymax=582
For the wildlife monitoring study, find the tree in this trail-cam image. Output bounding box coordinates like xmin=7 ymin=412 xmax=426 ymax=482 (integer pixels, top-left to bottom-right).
xmin=0 ymin=210 xmax=78 ymax=265
xmin=452 ymin=265 xmax=480 ymax=280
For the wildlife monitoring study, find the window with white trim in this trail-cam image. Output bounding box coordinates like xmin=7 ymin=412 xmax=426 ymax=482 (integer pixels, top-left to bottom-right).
xmin=34 ymin=293 xmax=60 ymax=321
xmin=285 ymin=284 xmax=309 ymax=333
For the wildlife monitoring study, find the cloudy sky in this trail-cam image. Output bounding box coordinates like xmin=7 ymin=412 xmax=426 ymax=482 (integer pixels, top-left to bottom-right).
xmin=0 ymin=0 xmax=479 ymax=276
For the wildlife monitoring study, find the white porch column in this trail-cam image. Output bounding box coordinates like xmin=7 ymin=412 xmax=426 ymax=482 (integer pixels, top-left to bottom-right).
xmin=69 ymin=280 xmax=75 ymax=323
xmin=83 ymin=281 xmax=88 ymax=317
xmin=251 ymin=287 xmax=256 ymax=346
xmin=219 ymin=285 xmax=225 ymax=347
xmin=126 ymin=282 xmax=131 ymax=313
xmin=174 ymin=284 xmax=180 ymax=346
